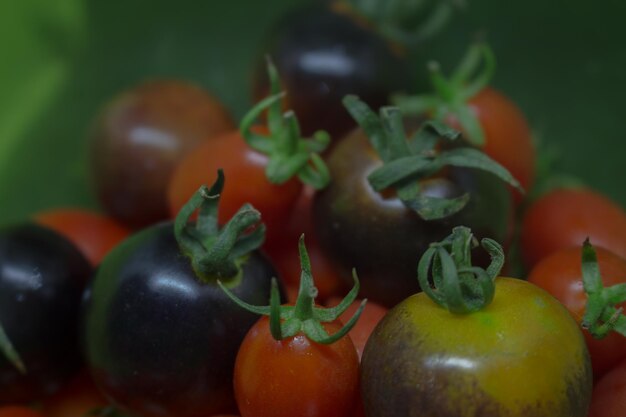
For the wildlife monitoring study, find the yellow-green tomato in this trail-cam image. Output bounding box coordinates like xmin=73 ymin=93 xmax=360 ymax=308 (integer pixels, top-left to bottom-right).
xmin=360 ymin=277 xmax=592 ymax=417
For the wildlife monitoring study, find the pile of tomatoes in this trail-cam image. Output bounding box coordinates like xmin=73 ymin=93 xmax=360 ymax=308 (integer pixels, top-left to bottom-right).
xmin=2 ymin=2 xmax=626 ymax=417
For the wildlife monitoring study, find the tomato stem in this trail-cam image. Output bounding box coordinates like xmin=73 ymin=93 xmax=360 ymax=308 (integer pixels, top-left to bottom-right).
xmin=343 ymin=95 xmax=522 ymax=220
xmin=0 ymin=319 xmax=26 ymax=374
xmin=219 ymin=235 xmax=366 ymax=344
xmin=240 ymin=57 xmax=331 ymax=190
xmin=417 ymin=226 xmax=503 ymax=314
xmin=174 ymin=169 xmax=266 ymax=284
xmin=581 ymin=239 xmax=626 ymax=338
xmin=393 ymin=42 xmax=496 ymax=147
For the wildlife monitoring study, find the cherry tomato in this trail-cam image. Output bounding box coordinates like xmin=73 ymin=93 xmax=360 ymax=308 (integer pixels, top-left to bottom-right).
xmin=588 ymin=358 xmax=626 ymax=417
xmin=521 ymin=187 xmax=626 ymax=269
xmin=90 ymin=79 xmax=234 ymax=229
xmin=0 ymin=407 xmax=45 ymax=417
xmin=527 ymin=246 xmax=626 ymax=378
xmin=252 ymin=4 xmax=410 ymax=140
xmin=35 ymin=209 xmax=130 ymax=266
xmin=40 ymin=370 xmax=108 ymax=417
xmin=0 ymin=224 xmax=92 ymax=404
xmin=234 ymin=316 xmax=359 ymax=417
xmin=167 ymin=129 xmax=302 ymax=246
xmin=361 ymin=277 xmax=592 ymax=416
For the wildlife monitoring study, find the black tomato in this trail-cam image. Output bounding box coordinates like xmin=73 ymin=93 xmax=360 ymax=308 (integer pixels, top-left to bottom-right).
xmin=252 ymin=4 xmax=411 ymax=140
xmin=312 ymin=128 xmax=513 ymax=307
xmin=0 ymin=224 xmax=92 ymax=404
xmin=81 ymin=177 xmax=282 ymax=417
xmin=89 ymin=80 xmax=234 ymax=229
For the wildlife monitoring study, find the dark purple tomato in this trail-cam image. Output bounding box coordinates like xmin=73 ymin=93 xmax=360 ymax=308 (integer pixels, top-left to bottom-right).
xmin=252 ymin=4 xmax=411 ymax=140
xmin=0 ymin=224 xmax=92 ymax=404
xmin=312 ymin=128 xmax=513 ymax=307
xmin=89 ymin=80 xmax=234 ymax=229
xmin=81 ymin=222 xmax=281 ymax=417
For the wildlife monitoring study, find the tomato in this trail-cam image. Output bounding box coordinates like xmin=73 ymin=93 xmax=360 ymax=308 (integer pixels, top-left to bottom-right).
xmin=313 ymin=126 xmax=514 ymax=307
xmin=167 ymin=129 xmax=301 ymax=247
xmin=0 ymin=224 xmax=92 ymax=404
xmin=82 ymin=178 xmax=282 ymax=417
xmin=0 ymin=407 xmax=45 ymax=417
xmin=40 ymin=369 xmax=108 ymax=417
xmin=527 ymin=246 xmax=626 ymax=378
xmin=90 ymin=79 xmax=234 ymax=229
xmin=588 ymin=358 xmax=626 ymax=417
xmin=234 ymin=316 xmax=359 ymax=417
xmin=252 ymin=3 xmax=410 ymax=140
xmin=521 ymin=187 xmax=626 ymax=269
xmin=360 ymin=226 xmax=591 ymax=416
xmin=35 ymin=208 xmax=130 ymax=266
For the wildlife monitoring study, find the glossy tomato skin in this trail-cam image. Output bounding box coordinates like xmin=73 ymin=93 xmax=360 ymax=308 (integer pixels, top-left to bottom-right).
xmin=521 ymin=188 xmax=626 ymax=269
xmin=0 ymin=224 xmax=92 ymax=404
xmin=35 ymin=208 xmax=130 ymax=266
xmin=253 ymin=4 xmax=411 ymax=140
xmin=81 ymin=222 xmax=281 ymax=417
xmin=527 ymin=246 xmax=626 ymax=378
xmin=90 ymin=80 xmax=234 ymax=229
xmin=234 ymin=317 xmax=359 ymax=417
xmin=312 ymin=128 xmax=513 ymax=307
xmin=361 ymin=278 xmax=592 ymax=417
xmin=167 ymin=130 xmax=302 ymax=247
xmin=449 ymin=87 xmax=535 ymax=198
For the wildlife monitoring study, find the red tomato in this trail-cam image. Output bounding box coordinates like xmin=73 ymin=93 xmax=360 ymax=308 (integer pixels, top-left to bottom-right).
xmin=448 ymin=86 xmax=535 ymax=201
xmin=35 ymin=209 xmax=130 ymax=266
xmin=326 ymin=297 xmax=387 ymax=360
xmin=167 ymin=129 xmax=301 ymax=246
xmin=264 ymin=186 xmax=346 ymax=303
xmin=588 ymin=357 xmax=626 ymax=417
xmin=0 ymin=407 xmax=45 ymax=417
xmin=40 ymin=370 xmax=108 ymax=417
xmin=527 ymin=246 xmax=626 ymax=378
xmin=521 ymin=188 xmax=626 ymax=269
xmin=233 ymin=316 xmax=359 ymax=417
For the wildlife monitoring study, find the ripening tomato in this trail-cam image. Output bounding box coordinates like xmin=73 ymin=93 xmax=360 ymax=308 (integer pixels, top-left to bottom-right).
xmin=0 ymin=407 xmax=45 ymax=417
xmin=233 ymin=316 xmax=359 ymax=417
xmin=521 ymin=188 xmax=626 ymax=269
xmin=40 ymin=370 xmax=108 ymax=417
xmin=35 ymin=209 xmax=130 ymax=266
xmin=588 ymin=358 xmax=626 ymax=417
xmin=527 ymin=246 xmax=626 ymax=378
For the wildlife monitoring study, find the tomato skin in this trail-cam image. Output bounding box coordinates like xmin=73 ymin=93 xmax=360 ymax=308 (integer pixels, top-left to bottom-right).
xmin=360 ymin=278 xmax=592 ymax=417
xmin=35 ymin=209 xmax=130 ymax=266
xmin=90 ymin=79 xmax=234 ymax=229
xmin=234 ymin=316 xmax=359 ymax=417
xmin=253 ymin=4 xmax=410 ymax=140
xmin=81 ymin=223 xmax=280 ymax=417
xmin=450 ymin=87 xmax=535 ymax=198
xmin=588 ymin=358 xmax=626 ymax=417
xmin=0 ymin=224 xmax=92 ymax=404
xmin=40 ymin=370 xmax=108 ymax=417
xmin=0 ymin=407 xmax=45 ymax=417
xmin=313 ymin=128 xmax=513 ymax=307
xmin=527 ymin=246 xmax=626 ymax=378
xmin=521 ymin=188 xmax=626 ymax=269
xmin=167 ymin=129 xmax=302 ymax=247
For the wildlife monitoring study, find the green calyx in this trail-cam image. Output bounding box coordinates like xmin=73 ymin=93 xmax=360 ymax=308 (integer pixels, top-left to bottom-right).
xmin=174 ymin=169 xmax=265 ymax=285
xmin=240 ymin=56 xmax=330 ymax=190
xmin=581 ymin=239 xmax=626 ymax=339
xmin=343 ymin=94 xmax=522 ymax=220
xmin=393 ymin=42 xmax=495 ymax=147
xmin=338 ymin=0 xmax=465 ymax=46
xmin=417 ymin=226 xmax=504 ymax=314
xmin=219 ymin=235 xmax=366 ymax=344
xmin=0 ymin=319 xmax=25 ymax=374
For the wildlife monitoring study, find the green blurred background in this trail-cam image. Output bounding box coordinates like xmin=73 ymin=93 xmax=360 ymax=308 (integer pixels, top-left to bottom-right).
xmin=1 ymin=0 xmax=624 ymax=226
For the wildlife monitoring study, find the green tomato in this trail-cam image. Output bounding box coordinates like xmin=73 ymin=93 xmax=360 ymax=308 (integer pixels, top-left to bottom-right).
xmin=360 ymin=277 xmax=592 ymax=417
